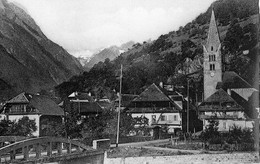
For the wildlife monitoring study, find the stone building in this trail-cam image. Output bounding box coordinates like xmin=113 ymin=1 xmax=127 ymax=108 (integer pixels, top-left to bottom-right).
xmin=198 ymin=10 xmax=257 ymax=131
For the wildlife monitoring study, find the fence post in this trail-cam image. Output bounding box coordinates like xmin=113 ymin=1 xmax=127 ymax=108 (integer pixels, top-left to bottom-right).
xmin=23 ymin=146 xmax=29 ymax=160
xmin=57 ymin=142 xmax=62 ymax=155
xmin=47 ymin=142 xmax=52 ymax=157
xmin=35 ymin=143 xmax=41 ymax=159
xmin=10 ymin=150 xmax=15 ymax=160
xmin=67 ymin=142 xmax=72 ymax=154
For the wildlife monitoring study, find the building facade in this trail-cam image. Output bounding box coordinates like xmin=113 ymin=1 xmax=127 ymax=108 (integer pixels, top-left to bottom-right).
xmin=0 ymin=92 xmax=64 ymax=136
xmin=127 ymin=83 xmax=183 ymax=138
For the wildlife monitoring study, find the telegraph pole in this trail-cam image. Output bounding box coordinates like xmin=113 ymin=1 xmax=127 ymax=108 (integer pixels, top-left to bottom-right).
xmin=187 ymin=79 xmax=189 ymax=133
xmin=116 ymin=64 xmax=123 ymax=147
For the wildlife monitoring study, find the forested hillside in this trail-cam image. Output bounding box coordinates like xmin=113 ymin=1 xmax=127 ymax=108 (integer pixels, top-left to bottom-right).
xmin=55 ymin=0 xmax=259 ymax=100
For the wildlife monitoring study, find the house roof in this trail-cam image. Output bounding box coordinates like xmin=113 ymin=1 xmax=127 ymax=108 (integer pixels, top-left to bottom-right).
xmin=30 ymin=95 xmax=64 ymax=116
xmin=216 ymin=71 xmax=253 ymax=89
xmin=7 ymin=92 xmax=31 ymax=104
xmin=199 ymin=89 xmax=244 ymax=112
xmin=133 ymin=83 xmax=173 ymax=102
xmin=71 ymin=101 xmax=102 ymax=114
xmin=129 ymin=83 xmax=182 ymax=111
xmin=68 ymin=92 xmax=94 ymax=102
xmin=97 ymin=100 xmax=112 ymax=110
xmin=203 ymin=89 xmax=235 ymax=103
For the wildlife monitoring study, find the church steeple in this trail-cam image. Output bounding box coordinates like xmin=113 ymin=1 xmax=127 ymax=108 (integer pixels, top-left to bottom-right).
xmin=203 ymin=9 xmax=222 ymax=100
xmin=206 ymin=9 xmax=221 ymax=52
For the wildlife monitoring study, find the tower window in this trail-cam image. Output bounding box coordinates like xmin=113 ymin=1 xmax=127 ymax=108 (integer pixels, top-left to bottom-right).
xmin=210 ymin=64 xmax=215 ymax=71
xmin=209 ymin=55 xmax=216 ymax=62
xmin=211 ymin=46 xmax=213 ymax=51
xmin=213 ymin=55 xmax=216 ymax=61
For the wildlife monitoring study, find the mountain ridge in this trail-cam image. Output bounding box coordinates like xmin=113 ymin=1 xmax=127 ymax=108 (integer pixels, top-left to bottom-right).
xmin=83 ymin=41 xmax=135 ymax=70
xmin=0 ymin=0 xmax=83 ymax=101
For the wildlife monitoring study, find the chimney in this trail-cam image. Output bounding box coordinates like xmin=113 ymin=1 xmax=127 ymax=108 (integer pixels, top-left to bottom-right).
xmin=159 ymin=82 xmax=163 ymax=88
xmin=227 ymin=89 xmax=231 ymax=95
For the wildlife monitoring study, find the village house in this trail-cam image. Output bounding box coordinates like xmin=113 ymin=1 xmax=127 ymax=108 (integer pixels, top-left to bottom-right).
xmin=126 ymin=83 xmax=183 ymax=139
xmin=67 ymin=92 xmax=103 ymax=117
xmin=198 ymin=10 xmax=256 ymax=131
xmin=0 ymin=92 xmax=64 ymax=136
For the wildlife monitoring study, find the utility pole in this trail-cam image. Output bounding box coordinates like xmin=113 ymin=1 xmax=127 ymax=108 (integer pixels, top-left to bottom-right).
xmin=116 ymin=64 xmax=123 ymax=147
xmin=187 ymin=79 xmax=189 ymax=133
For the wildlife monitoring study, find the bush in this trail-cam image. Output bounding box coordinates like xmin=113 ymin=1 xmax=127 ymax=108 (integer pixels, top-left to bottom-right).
xmin=200 ymin=118 xmax=220 ymax=143
xmin=0 ymin=117 xmax=37 ymax=137
xmin=226 ymin=125 xmax=253 ymax=144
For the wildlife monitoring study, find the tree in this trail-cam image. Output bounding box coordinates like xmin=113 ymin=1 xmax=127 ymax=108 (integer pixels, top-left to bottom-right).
xmin=0 ymin=119 xmax=13 ymax=136
xmin=200 ymin=116 xmax=220 ymax=144
xmin=2 ymin=117 xmax=37 ymax=137
xmin=40 ymin=119 xmax=66 ymax=137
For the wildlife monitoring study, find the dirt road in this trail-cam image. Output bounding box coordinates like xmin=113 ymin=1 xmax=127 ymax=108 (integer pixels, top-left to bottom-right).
xmin=104 ymin=152 xmax=259 ymax=164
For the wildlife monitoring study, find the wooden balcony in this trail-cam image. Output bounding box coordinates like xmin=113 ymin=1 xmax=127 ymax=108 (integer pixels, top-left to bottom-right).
xmin=199 ymin=114 xmax=243 ymax=120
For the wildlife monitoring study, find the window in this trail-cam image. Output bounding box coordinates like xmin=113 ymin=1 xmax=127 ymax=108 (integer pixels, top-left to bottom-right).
xmin=168 ymin=115 xmax=174 ymax=123
xmin=210 ymin=64 xmax=215 ymax=71
xmin=174 ymin=115 xmax=178 ymax=121
xmin=161 ymin=115 xmax=166 ymax=121
xmin=152 ymin=115 xmax=156 ymax=123
xmin=209 ymin=55 xmax=216 ymax=62
xmin=223 ymin=122 xmax=227 ymax=129
xmin=211 ymin=46 xmax=213 ymax=51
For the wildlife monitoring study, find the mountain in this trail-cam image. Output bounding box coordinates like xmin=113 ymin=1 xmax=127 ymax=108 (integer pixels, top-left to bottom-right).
xmin=83 ymin=41 xmax=135 ymax=70
xmin=0 ymin=0 xmax=83 ymax=101
xmin=56 ymin=0 xmax=258 ymax=99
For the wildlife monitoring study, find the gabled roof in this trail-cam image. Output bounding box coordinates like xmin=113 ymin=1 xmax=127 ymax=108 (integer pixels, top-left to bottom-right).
xmin=7 ymin=92 xmax=31 ymax=104
xmin=217 ymin=71 xmax=253 ymax=89
xmin=71 ymin=101 xmax=102 ymax=114
xmin=30 ymin=95 xmax=64 ymax=116
xmin=133 ymin=83 xmax=172 ymax=102
xmin=202 ymin=89 xmax=235 ymax=103
xmin=199 ymin=89 xmax=244 ymax=111
xmin=130 ymin=83 xmax=182 ymax=111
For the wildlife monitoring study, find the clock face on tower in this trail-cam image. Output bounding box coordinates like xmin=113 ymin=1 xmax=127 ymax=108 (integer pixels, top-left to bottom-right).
xmin=210 ymin=72 xmax=215 ymax=77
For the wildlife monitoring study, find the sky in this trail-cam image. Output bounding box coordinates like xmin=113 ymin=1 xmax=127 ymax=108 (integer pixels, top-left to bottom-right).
xmin=10 ymin=0 xmax=216 ymax=57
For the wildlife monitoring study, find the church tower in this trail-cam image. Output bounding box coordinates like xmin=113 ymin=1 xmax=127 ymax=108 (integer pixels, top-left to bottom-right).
xmin=203 ymin=9 xmax=222 ymax=100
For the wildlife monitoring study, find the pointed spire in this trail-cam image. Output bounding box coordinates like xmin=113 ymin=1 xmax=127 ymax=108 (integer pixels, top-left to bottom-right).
xmin=206 ymin=9 xmax=220 ymax=52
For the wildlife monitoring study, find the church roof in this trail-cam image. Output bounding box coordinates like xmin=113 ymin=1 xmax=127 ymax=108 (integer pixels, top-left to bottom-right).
xmin=205 ymin=9 xmax=220 ymax=52
xmin=216 ymin=71 xmax=253 ymax=89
